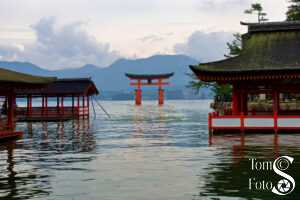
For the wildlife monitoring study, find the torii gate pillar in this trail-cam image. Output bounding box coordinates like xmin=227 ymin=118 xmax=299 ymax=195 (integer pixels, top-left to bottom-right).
xmin=135 ymin=80 xmax=142 ymax=105
xmin=158 ymin=89 xmax=164 ymax=105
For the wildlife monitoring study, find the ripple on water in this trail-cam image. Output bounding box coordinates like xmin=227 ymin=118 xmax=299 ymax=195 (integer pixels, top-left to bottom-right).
xmin=0 ymin=100 xmax=299 ymax=200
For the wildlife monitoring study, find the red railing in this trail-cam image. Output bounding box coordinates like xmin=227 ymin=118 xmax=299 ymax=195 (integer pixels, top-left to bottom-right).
xmin=208 ymin=112 xmax=300 ymax=132
xmin=16 ymin=106 xmax=89 ymax=120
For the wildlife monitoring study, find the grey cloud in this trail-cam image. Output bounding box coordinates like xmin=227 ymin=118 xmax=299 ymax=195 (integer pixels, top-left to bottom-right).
xmin=0 ymin=44 xmax=21 ymax=60
xmin=174 ymin=31 xmax=233 ymax=62
xmin=139 ymin=34 xmax=164 ymax=43
xmin=0 ymin=17 xmax=119 ymax=69
xmin=196 ymin=0 xmax=251 ymax=12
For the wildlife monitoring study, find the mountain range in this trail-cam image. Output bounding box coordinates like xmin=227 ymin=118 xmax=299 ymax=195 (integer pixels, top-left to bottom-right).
xmin=0 ymin=55 xmax=210 ymax=99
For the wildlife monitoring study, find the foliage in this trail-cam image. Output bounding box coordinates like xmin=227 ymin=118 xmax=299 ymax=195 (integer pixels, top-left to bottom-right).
xmin=187 ymin=73 xmax=232 ymax=101
xmin=224 ymin=33 xmax=242 ymax=58
xmin=244 ymin=3 xmax=268 ymax=23
xmin=188 ymin=33 xmax=241 ymax=100
xmin=286 ymin=0 xmax=300 ymax=21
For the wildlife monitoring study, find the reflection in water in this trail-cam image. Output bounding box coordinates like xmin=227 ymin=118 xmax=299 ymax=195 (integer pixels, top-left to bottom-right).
xmin=196 ymin=133 xmax=300 ymax=200
xmin=0 ymin=141 xmax=51 ymax=200
xmin=132 ymin=105 xmax=169 ymax=139
xmin=0 ymin=119 xmax=96 ymax=200
xmin=0 ymin=100 xmax=300 ymax=200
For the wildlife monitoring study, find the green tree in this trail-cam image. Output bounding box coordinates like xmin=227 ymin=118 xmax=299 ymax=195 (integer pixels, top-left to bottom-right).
xmin=224 ymin=33 xmax=242 ymax=58
xmin=244 ymin=3 xmax=268 ymax=23
xmin=286 ymin=0 xmax=300 ymax=21
xmin=188 ymin=76 xmax=232 ymax=101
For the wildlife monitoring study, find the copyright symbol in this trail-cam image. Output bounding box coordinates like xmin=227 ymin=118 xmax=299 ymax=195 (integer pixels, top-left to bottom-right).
xmin=276 ymin=157 xmax=290 ymax=171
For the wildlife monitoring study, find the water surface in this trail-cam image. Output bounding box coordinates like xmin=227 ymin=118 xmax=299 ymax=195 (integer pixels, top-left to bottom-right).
xmin=0 ymin=100 xmax=299 ymax=200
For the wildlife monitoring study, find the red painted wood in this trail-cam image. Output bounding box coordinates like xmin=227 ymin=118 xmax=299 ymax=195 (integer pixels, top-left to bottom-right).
xmin=45 ymin=96 xmax=48 ymax=114
xmin=232 ymin=86 xmax=240 ymax=115
xmin=135 ymin=89 xmax=142 ymax=106
xmin=0 ymin=131 xmax=23 ymax=140
xmin=7 ymin=94 xmax=15 ymax=129
xmin=42 ymin=96 xmax=45 ymax=115
xmin=128 ymin=76 xmax=171 ymax=106
xmin=87 ymin=96 xmax=90 ymax=117
xmin=210 ymin=112 xmax=300 ymax=131
xmin=208 ymin=113 xmax=212 ymax=132
xmin=61 ymin=96 xmax=64 ymax=114
xmin=240 ymin=112 xmax=245 ymax=131
xmin=27 ymin=95 xmax=30 ymax=115
xmin=56 ymin=97 xmax=59 ymax=111
xmin=72 ymin=95 xmax=74 ymax=113
xmin=158 ymin=89 xmax=164 ymax=105
xmin=130 ymin=82 xmax=170 ymax=86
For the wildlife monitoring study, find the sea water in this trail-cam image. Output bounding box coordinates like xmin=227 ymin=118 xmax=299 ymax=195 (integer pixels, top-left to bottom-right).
xmin=0 ymin=100 xmax=299 ymax=200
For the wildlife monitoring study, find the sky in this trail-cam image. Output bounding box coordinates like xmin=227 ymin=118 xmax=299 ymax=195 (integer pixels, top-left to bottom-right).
xmin=0 ymin=0 xmax=289 ymax=69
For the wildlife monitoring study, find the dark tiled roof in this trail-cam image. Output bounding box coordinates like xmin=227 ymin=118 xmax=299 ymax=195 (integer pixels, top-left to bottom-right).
xmin=125 ymin=73 xmax=174 ymax=79
xmin=0 ymin=68 xmax=56 ymax=84
xmin=191 ymin=21 xmax=300 ymax=75
xmin=44 ymin=78 xmax=99 ymax=95
xmin=241 ymin=21 xmax=300 ymax=33
xmin=15 ymin=78 xmax=99 ymax=96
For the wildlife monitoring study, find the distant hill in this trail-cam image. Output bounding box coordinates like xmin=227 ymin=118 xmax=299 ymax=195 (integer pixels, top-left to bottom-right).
xmin=0 ymin=61 xmax=49 ymax=75
xmin=0 ymin=55 xmax=211 ymax=99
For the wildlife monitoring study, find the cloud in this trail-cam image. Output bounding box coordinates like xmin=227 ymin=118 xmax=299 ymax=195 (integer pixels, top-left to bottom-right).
xmin=174 ymin=31 xmax=234 ymax=62
xmin=0 ymin=44 xmax=22 ymax=60
xmin=196 ymin=0 xmax=251 ymax=12
xmin=139 ymin=34 xmax=164 ymax=43
xmin=0 ymin=17 xmax=119 ymax=69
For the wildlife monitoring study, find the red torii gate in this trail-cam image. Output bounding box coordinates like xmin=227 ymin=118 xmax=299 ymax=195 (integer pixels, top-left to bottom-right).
xmin=125 ymin=73 xmax=174 ymax=106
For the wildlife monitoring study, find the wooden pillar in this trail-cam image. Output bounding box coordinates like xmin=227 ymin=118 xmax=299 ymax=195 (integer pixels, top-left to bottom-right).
xmin=77 ymin=96 xmax=80 ymax=118
xmin=240 ymin=112 xmax=245 ymax=132
xmin=232 ymin=85 xmax=240 ymax=115
xmin=42 ymin=96 xmax=45 ymax=115
xmin=208 ymin=113 xmax=213 ymax=133
xmin=135 ymin=89 xmax=142 ymax=105
xmin=7 ymin=94 xmax=15 ymax=129
xmin=135 ymin=80 xmax=142 ymax=106
xmin=56 ymin=96 xmax=59 ymax=113
xmin=61 ymin=96 xmax=64 ymax=114
xmin=82 ymin=96 xmax=85 ymax=118
xmin=27 ymin=95 xmax=32 ymax=116
xmin=87 ymin=96 xmax=90 ymax=117
xmin=158 ymin=79 xmax=164 ymax=106
xmin=27 ymin=95 xmax=30 ymax=115
xmin=72 ymin=95 xmax=74 ymax=114
xmin=272 ymin=90 xmax=279 ymax=114
xmin=29 ymin=95 xmax=32 ymax=116
xmin=45 ymin=96 xmax=48 ymax=115
xmin=158 ymin=89 xmax=164 ymax=105
xmin=240 ymin=91 xmax=248 ymax=115
xmin=273 ymin=90 xmax=279 ymax=132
